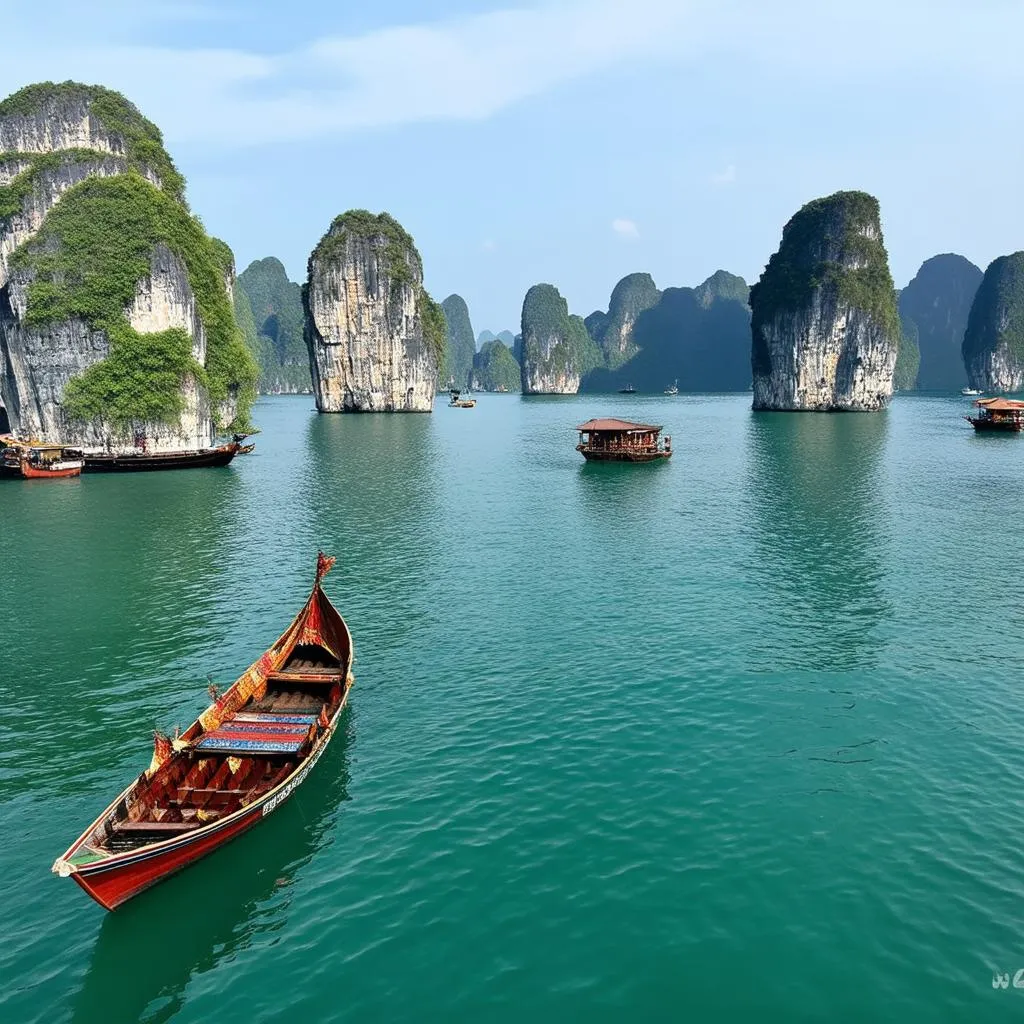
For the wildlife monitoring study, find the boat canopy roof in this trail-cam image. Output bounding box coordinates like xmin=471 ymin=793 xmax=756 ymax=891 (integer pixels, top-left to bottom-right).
xmin=576 ymin=418 xmax=663 ymax=433
xmin=975 ymin=397 xmax=1024 ymax=410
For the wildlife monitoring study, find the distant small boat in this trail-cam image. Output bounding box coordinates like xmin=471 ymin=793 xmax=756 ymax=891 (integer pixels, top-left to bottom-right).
xmin=618 ymin=384 xmax=636 ymax=395
xmin=448 ymin=389 xmax=476 ymax=408
xmin=238 ymin=443 xmax=256 ymax=455
xmin=664 ymin=380 xmax=679 ymax=396
xmin=962 ymin=388 xmax=983 ymax=396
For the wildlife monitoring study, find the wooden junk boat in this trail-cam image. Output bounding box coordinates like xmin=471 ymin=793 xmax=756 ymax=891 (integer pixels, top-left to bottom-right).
xmin=965 ymin=397 xmax=1024 ymax=432
xmin=82 ymin=434 xmax=251 ymax=472
xmin=575 ymin=418 xmax=672 ymax=463
xmin=53 ymin=552 xmax=354 ymax=910
xmin=0 ymin=435 xmax=83 ymax=479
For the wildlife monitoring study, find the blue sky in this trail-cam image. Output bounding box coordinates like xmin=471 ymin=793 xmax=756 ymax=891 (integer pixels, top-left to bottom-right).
xmin=3 ymin=0 xmax=1022 ymax=333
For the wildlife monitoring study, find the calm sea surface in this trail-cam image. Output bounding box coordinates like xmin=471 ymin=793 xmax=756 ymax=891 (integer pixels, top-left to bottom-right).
xmin=2 ymin=393 xmax=1024 ymax=1022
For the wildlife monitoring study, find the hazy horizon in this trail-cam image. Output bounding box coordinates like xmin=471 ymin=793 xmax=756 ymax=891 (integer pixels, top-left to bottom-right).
xmin=2 ymin=0 xmax=1020 ymax=331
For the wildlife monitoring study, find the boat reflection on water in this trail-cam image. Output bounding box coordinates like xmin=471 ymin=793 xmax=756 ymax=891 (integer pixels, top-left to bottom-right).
xmin=70 ymin=716 xmax=352 ymax=1024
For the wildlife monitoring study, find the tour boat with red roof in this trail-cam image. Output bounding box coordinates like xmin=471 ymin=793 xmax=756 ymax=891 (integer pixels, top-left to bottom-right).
xmin=52 ymin=552 xmax=354 ymax=910
xmin=575 ymin=418 xmax=673 ymax=462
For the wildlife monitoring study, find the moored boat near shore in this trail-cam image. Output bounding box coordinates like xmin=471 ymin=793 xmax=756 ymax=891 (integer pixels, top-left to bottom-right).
xmin=82 ymin=438 xmax=245 ymax=473
xmin=0 ymin=436 xmax=83 ymax=479
xmin=52 ymin=552 xmax=354 ymax=910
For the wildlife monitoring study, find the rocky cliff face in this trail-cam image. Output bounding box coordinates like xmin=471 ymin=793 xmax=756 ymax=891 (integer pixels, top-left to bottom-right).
xmin=899 ymin=254 xmax=981 ymax=390
xmin=0 ymin=82 xmax=254 ymax=450
xmin=750 ymin=191 xmax=900 ymax=411
xmin=962 ymin=252 xmax=1024 ymax=392
xmin=520 ymin=283 xmax=600 ymax=394
xmin=303 ymin=210 xmax=443 ymax=412
xmin=441 ymin=293 xmax=476 ymax=388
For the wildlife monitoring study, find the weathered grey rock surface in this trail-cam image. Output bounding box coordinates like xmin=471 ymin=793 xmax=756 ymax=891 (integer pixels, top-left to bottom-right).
xmin=303 ymin=211 xmax=443 ymax=412
xmin=750 ymin=191 xmax=900 ymax=411
xmin=0 ymin=82 xmax=252 ymax=450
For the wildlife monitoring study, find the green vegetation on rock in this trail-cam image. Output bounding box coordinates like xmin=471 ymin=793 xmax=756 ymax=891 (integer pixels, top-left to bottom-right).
xmin=473 ymin=339 xmax=521 ymax=392
xmin=694 ymin=270 xmax=750 ymax=308
xmin=310 ymin=209 xmax=445 ymax=369
xmin=596 ymin=273 xmax=661 ymax=368
xmin=312 ymin=209 xmax=418 ymax=285
xmin=13 ymin=173 xmax=257 ymax=428
xmin=521 ymin=283 xmax=603 ymax=382
xmin=441 ymin=294 xmax=476 ymax=388
xmin=237 ymin=257 xmax=310 ymax=393
xmin=962 ymin=252 xmax=1024 ymax=368
xmin=750 ymin=191 xmax=900 ymax=375
xmin=0 ymin=82 xmax=185 ymax=199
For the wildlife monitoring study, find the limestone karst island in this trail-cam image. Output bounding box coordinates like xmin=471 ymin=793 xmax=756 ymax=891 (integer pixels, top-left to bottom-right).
xmin=5 ymin=3 xmax=1024 ymax=1014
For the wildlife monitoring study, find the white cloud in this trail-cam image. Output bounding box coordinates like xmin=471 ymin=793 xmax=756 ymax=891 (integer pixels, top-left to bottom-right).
xmin=0 ymin=0 xmax=694 ymax=146
xmin=710 ymin=164 xmax=737 ymax=185
xmin=611 ymin=218 xmax=640 ymax=239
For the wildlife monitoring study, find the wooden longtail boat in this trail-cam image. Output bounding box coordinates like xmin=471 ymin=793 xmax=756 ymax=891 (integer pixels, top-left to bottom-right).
xmin=82 ymin=440 xmax=241 ymax=473
xmin=53 ymin=552 xmax=354 ymax=910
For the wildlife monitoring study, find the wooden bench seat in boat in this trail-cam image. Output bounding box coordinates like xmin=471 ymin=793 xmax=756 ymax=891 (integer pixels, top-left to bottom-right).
xmin=194 ymin=712 xmax=317 ymax=755
xmin=266 ymin=667 xmax=342 ymax=683
xmin=114 ymin=820 xmax=202 ymax=834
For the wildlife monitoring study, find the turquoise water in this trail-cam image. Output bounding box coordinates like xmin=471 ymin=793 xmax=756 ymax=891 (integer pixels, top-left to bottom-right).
xmin=2 ymin=393 xmax=1024 ymax=1022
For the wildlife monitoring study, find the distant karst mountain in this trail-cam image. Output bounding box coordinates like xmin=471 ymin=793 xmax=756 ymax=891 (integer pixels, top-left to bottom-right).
xmin=750 ymin=190 xmax=900 ymax=411
xmin=236 ymin=257 xmax=310 ymax=394
xmin=476 ymin=328 xmax=515 ymax=350
xmin=303 ymin=210 xmax=445 ymax=412
xmin=0 ymin=81 xmax=257 ymax=450
xmin=897 ymin=254 xmax=982 ymax=390
xmin=587 ymin=272 xmax=660 ymax=368
xmin=962 ymin=252 xmax=1024 ymax=392
xmin=473 ymin=339 xmax=520 ymax=392
xmin=519 ymin=283 xmax=601 ymax=394
xmin=580 ymin=270 xmax=751 ymax=392
xmin=441 ymin=294 xmax=476 ymax=388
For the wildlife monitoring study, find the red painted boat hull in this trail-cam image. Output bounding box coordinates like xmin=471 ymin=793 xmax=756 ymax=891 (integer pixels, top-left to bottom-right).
xmin=55 ymin=553 xmax=352 ymax=911
xmin=64 ymin=694 xmax=345 ymax=910
xmin=72 ymin=801 xmax=264 ymax=910
xmin=20 ymin=460 xmax=83 ymax=478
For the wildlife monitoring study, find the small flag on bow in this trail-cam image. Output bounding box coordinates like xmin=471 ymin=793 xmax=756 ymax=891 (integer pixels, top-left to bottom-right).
xmin=316 ymin=551 xmax=337 ymax=581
